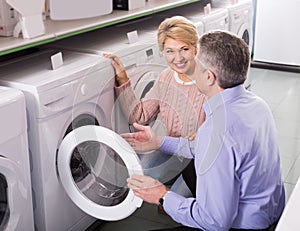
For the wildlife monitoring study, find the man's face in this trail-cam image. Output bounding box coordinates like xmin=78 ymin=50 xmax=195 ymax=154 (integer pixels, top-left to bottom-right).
xmin=194 ymin=58 xmax=209 ymax=95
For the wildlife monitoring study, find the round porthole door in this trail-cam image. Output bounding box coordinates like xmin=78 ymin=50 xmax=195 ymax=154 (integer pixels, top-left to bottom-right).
xmin=57 ymin=125 xmax=143 ymax=221
xmin=128 ymin=63 xmax=167 ymax=132
xmin=0 ymin=156 xmax=25 ymax=230
xmin=129 ymin=63 xmax=167 ymax=100
xmin=238 ymin=23 xmax=253 ymax=52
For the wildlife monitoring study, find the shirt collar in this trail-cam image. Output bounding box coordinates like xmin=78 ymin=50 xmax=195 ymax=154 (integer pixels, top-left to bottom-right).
xmin=173 ymin=71 xmax=196 ymax=85
xmin=203 ymin=84 xmax=246 ymax=116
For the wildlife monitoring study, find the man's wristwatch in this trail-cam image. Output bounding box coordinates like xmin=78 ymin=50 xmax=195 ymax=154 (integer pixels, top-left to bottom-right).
xmin=159 ymin=197 xmax=164 ymax=206
xmin=159 ymin=191 xmax=169 ymax=206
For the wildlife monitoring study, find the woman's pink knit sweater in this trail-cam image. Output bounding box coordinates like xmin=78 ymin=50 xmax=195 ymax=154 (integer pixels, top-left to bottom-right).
xmin=115 ymin=68 xmax=206 ymax=137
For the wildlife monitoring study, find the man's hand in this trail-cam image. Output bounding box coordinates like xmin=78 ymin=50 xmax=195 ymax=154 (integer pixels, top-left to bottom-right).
xmin=127 ymin=174 xmax=168 ymax=205
xmin=121 ymin=123 xmax=162 ymax=152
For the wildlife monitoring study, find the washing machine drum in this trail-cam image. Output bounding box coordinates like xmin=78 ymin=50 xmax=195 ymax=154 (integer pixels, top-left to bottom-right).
xmin=57 ymin=125 xmax=143 ymax=221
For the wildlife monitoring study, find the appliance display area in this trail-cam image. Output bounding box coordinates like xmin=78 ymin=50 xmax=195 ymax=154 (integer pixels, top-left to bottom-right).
xmin=0 ymin=0 xmax=203 ymax=56
xmin=45 ymin=17 xmax=191 ymax=184
xmin=224 ymin=0 xmax=253 ymax=52
xmin=0 ymin=86 xmax=34 ymax=230
xmin=0 ymin=49 xmax=143 ymax=230
xmin=0 ymin=0 xmax=257 ymax=230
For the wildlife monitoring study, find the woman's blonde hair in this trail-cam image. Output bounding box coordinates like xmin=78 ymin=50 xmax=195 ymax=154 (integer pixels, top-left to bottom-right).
xmin=157 ymin=16 xmax=199 ymax=52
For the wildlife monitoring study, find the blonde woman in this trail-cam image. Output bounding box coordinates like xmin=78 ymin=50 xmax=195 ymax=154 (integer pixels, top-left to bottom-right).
xmin=104 ymin=16 xmax=206 ymax=198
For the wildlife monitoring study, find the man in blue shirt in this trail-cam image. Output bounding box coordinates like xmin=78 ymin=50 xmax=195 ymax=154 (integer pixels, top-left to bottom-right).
xmin=123 ymin=30 xmax=285 ymax=231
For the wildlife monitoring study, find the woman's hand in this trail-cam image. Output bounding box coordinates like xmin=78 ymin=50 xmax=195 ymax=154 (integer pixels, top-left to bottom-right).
xmin=186 ymin=133 xmax=196 ymax=141
xmin=103 ymin=53 xmax=129 ymax=86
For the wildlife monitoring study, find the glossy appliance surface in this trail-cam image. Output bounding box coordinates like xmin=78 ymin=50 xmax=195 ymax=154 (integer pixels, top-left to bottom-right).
xmin=0 ymin=86 xmax=34 ymax=231
xmin=0 ymin=49 xmax=142 ymax=231
xmin=225 ymin=0 xmax=253 ymax=52
xmin=47 ymin=0 xmax=113 ymax=20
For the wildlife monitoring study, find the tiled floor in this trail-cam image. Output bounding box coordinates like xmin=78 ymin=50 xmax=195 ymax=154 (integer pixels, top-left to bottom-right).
xmin=249 ymin=67 xmax=300 ymax=202
xmin=89 ymin=67 xmax=300 ymax=230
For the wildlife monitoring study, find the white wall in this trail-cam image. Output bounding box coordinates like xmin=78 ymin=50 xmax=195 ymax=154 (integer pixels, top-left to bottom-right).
xmin=253 ymin=0 xmax=300 ymax=66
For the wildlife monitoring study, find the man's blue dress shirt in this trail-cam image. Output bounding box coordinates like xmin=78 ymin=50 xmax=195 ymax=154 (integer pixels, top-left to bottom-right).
xmin=160 ymin=85 xmax=285 ymax=230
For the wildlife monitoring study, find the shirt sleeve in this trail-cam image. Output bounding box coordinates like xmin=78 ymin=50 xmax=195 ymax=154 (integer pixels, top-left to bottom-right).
xmin=160 ymin=136 xmax=196 ymax=159
xmin=115 ymin=78 xmax=160 ymax=124
xmin=162 ymin=129 xmax=240 ymax=230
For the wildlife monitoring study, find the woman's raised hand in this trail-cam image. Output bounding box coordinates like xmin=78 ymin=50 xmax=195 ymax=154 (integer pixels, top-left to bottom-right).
xmin=103 ymin=53 xmax=129 ymax=86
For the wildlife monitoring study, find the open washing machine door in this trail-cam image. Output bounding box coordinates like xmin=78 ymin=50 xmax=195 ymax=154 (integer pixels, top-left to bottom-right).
xmin=57 ymin=125 xmax=143 ymax=221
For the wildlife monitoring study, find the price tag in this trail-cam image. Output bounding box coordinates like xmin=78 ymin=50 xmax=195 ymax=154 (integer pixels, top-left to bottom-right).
xmin=127 ymin=30 xmax=139 ymax=44
xmin=51 ymin=52 xmax=63 ymax=70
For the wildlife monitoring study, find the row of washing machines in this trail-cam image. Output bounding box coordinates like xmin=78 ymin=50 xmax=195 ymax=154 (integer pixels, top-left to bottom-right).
xmin=158 ymin=0 xmax=253 ymax=53
xmin=0 ymin=0 xmax=253 ymax=230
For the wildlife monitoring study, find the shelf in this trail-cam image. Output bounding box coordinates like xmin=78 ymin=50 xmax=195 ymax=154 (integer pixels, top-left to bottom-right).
xmin=0 ymin=0 xmax=200 ymax=56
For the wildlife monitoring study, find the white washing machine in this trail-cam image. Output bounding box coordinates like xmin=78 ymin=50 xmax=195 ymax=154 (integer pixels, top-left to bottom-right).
xmin=112 ymin=15 xmax=163 ymax=46
xmin=46 ymin=16 xmax=166 ymax=65
xmin=43 ymin=18 xmax=168 ymax=133
xmin=43 ymin=19 xmax=192 ymax=184
xmin=156 ymin=2 xmax=205 ymax=36
xmin=46 ymin=0 xmax=112 ymax=20
xmin=0 ymin=86 xmax=34 ymax=230
xmin=157 ymin=1 xmax=228 ymax=35
xmin=223 ymin=0 xmax=253 ymax=89
xmin=200 ymin=8 xmax=230 ymax=32
xmin=0 ymin=49 xmax=143 ymax=231
xmin=224 ymin=0 xmax=253 ymax=53
xmin=276 ymin=176 xmax=300 ymax=230
xmin=211 ymin=0 xmax=232 ymax=8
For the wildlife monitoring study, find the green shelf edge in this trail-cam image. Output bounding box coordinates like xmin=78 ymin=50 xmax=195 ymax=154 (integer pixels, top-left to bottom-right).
xmin=0 ymin=0 xmax=200 ymax=56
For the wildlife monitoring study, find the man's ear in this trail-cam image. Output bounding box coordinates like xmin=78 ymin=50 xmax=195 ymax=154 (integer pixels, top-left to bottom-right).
xmin=207 ymin=70 xmax=216 ymax=86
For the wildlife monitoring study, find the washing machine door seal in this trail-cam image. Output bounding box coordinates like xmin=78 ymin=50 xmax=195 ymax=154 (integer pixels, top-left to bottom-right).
xmin=238 ymin=23 xmax=252 ymax=52
xmin=128 ymin=63 xmax=167 ymax=99
xmin=57 ymin=125 xmax=143 ymax=221
xmin=0 ymin=156 xmax=26 ymax=230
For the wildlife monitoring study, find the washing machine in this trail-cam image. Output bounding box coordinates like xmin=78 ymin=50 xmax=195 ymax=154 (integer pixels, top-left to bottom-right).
xmin=156 ymin=2 xmax=205 ymax=35
xmin=223 ymin=0 xmax=253 ymax=52
xmin=0 ymin=49 xmax=143 ymax=231
xmin=276 ymin=176 xmax=300 ymax=230
xmin=46 ymin=15 xmax=166 ymax=64
xmin=211 ymin=0 xmax=232 ymax=8
xmin=112 ymin=15 xmax=163 ymax=46
xmin=0 ymin=86 xmax=34 ymax=230
xmin=157 ymin=1 xmax=229 ymax=36
xmin=43 ymin=18 xmax=193 ymax=184
xmin=46 ymin=0 xmax=113 ymax=20
xmin=198 ymin=7 xmax=229 ymax=32
xmin=43 ymin=17 xmax=169 ymax=133
xmin=223 ymin=0 xmax=253 ymax=89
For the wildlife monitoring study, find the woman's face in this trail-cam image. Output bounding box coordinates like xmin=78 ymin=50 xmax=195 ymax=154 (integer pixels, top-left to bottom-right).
xmin=163 ymin=38 xmax=197 ymax=76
